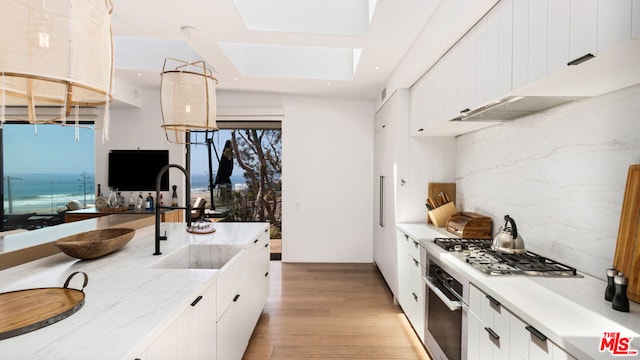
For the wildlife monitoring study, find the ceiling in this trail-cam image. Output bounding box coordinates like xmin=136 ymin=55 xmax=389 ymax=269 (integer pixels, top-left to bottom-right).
xmin=110 ymin=0 xmax=443 ymax=100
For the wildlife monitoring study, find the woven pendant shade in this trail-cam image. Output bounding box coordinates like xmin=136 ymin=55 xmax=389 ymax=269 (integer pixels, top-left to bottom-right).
xmin=160 ymin=58 xmax=218 ymax=144
xmin=0 ymin=0 xmax=113 ymax=127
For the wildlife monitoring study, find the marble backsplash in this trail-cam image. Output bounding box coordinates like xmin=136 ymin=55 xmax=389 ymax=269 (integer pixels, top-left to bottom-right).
xmin=456 ymin=83 xmax=640 ymax=279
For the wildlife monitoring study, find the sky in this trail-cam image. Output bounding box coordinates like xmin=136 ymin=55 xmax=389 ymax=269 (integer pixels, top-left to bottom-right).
xmin=3 ymin=124 xmax=95 ymax=174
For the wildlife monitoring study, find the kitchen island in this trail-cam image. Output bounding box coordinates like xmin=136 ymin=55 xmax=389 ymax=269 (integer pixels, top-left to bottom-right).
xmin=397 ymin=222 xmax=640 ymax=360
xmin=0 ymin=221 xmax=270 ymax=360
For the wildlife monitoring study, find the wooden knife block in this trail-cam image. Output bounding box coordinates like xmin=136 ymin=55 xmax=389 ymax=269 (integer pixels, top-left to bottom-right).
xmin=613 ymin=164 xmax=640 ymax=304
xmin=427 ymin=183 xmax=456 ymax=225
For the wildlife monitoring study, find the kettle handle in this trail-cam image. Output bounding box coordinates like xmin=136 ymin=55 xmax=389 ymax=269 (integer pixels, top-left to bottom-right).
xmin=504 ymin=215 xmax=518 ymax=239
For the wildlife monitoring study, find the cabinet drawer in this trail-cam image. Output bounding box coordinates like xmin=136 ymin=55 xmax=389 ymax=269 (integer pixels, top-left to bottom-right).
xmin=405 ymin=254 xmax=422 ymax=292
xmin=217 ymin=249 xmax=248 ymax=320
xmin=400 ymin=282 xmax=424 ymax=341
xmin=398 ymin=231 xmax=421 ymax=259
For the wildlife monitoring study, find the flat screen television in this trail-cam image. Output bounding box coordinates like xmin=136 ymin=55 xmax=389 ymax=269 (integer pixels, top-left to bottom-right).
xmin=108 ymin=150 xmax=169 ymax=191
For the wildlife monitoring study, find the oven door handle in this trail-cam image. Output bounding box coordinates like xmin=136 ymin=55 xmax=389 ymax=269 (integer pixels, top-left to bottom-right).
xmin=423 ymin=275 xmax=462 ymax=311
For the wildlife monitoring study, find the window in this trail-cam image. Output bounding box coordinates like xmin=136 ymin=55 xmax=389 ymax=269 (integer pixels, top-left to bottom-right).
xmin=189 ymin=125 xmax=282 ymax=255
xmin=1 ymin=124 xmax=95 ymax=230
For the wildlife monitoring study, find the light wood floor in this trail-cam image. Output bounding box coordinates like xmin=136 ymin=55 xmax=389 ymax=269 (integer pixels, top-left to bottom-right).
xmin=243 ymin=262 xmax=431 ymax=360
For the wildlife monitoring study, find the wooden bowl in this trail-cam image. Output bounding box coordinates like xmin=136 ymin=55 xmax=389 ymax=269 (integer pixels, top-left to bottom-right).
xmin=55 ymin=228 xmax=136 ymax=260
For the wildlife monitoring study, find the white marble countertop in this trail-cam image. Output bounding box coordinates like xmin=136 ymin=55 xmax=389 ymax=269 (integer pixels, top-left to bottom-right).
xmin=0 ymin=221 xmax=268 ymax=360
xmin=397 ymin=222 xmax=640 ymax=360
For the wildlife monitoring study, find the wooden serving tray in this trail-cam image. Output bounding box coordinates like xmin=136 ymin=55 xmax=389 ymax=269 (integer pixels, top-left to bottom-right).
xmin=613 ymin=165 xmax=640 ymax=303
xmin=0 ymin=272 xmax=88 ymax=340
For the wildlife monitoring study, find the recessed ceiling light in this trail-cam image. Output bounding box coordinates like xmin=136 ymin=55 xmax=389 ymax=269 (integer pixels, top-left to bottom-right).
xmin=234 ymin=77 xmax=238 ymax=81
xmin=136 ymin=73 xmax=142 ymax=76
xmin=375 ymin=66 xmax=380 ymax=70
xmin=327 ymin=82 xmax=332 ymax=86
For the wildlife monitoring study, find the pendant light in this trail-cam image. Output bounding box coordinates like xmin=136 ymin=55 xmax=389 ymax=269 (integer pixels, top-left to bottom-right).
xmin=160 ymin=26 xmax=218 ymax=144
xmin=0 ymin=0 xmax=114 ymax=140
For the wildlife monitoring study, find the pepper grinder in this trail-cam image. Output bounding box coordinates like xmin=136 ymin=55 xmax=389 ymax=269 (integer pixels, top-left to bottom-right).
xmin=612 ymin=272 xmax=630 ymax=312
xmin=605 ymin=267 xmax=616 ymax=301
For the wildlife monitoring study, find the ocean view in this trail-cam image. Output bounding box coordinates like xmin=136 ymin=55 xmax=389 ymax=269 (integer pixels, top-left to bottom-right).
xmin=3 ymin=173 xmax=249 ymax=215
xmin=190 ymin=173 xmax=247 ymax=193
xmin=4 ymin=173 xmax=95 ymax=214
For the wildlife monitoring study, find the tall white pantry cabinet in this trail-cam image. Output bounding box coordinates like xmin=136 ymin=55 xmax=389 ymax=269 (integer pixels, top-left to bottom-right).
xmin=373 ymin=89 xmax=455 ymax=301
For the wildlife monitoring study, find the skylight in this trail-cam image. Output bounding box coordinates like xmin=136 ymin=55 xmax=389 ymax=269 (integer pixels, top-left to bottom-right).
xmin=233 ymin=0 xmax=374 ymax=36
xmin=114 ymin=37 xmax=215 ymax=73
xmin=218 ymin=43 xmax=360 ymax=81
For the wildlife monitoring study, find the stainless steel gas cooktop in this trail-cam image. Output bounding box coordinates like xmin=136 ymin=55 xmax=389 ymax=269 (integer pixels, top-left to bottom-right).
xmin=433 ymin=238 xmax=579 ymax=277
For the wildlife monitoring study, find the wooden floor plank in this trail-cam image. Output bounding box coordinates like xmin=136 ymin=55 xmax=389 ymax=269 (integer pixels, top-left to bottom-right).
xmin=243 ymin=262 xmax=430 ymax=360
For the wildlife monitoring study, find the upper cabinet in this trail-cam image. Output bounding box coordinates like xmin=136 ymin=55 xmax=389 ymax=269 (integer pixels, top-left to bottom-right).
xmin=411 ymin=0 xmax=640 ymax=136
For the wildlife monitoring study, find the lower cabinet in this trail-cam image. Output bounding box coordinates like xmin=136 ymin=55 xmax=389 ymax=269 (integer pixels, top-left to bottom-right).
xmin=396 ymin=229 xmax=425 ymax=342
xmin=467 ymin=284 xmax=575 ymax=360
xmin=217 ymin=228 xmax=270 ymax=360
xmin=139 ymin=282 xmax=217 ymax=360
xmin=136 ymin=225 xmax=271 ymax=360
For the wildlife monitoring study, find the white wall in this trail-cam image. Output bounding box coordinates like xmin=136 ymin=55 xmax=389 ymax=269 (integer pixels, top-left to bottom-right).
xmin=455 ymin=84 xmax=640 ymax=278
xmin=281 ymin=95 xmax=374 ymax=262
xmin=97 ymin=87 xmax=375 ymax=263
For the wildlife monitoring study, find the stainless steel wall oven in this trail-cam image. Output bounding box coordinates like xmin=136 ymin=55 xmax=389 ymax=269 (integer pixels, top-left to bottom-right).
xmin=422 ymin=254 xmax=469 ymax=360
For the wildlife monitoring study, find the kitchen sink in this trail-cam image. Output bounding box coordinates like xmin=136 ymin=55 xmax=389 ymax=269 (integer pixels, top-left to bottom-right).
xmin=146 ymin=244 xmax=242 ymax=270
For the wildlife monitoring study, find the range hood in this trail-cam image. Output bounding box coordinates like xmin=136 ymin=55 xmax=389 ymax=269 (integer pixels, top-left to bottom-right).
xmin=450 ymin=96 xmax=585 ymax=122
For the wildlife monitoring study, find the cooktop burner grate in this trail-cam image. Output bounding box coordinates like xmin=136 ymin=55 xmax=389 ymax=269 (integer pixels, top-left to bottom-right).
xmin=432 ymin=237 xmax=492 ymax=251
xmin=433 ymin=237 xmax=578 ymax=276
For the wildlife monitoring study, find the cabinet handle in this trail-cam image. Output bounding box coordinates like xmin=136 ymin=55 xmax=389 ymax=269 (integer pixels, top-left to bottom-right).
xmin=484 ymin=327 xmax=500 ymax=340
xmin=486 ymin=294 xmax=501 ymax=307
xmin=412 ymin=292 xmax=418 ymax=301
xmin=379 ymin=176 xmax=385 ymax=227
xmin=460 ymin=108 xmax=471 ymax=114
xmin=264 ymin=228 xmax=268 ymax=232
xmin=190 ymin=295 xmax=203 ymax=307
xmin=412 ymin=258 xmax=419 ymax=267
xmin=264 ymin=272 xmax=269 ymax=277
xmin=525 ymin=325 xmax=548 ymax=342
xmin=264 ymin=243 xmax=269 ymax=248
xmin=412 ymin=240 xmax=419 ymax=248
xmin=233 ymin=294 xmax=240 ymax=302
xmin=254 ymin=239 xmax=259 ymax=243
xmin=567 ymin=53 xmax=595 ymax=66
xmin=417 ymin=128 xmax=424 ymax=132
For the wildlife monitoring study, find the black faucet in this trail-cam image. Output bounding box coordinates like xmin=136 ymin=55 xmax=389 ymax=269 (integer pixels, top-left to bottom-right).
xmin=154 ymin=164 xmax=191 ymax=255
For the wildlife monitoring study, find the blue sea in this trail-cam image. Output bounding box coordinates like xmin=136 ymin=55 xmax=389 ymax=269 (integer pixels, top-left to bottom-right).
xmin=190 ymin=173 xmax=246 ymax=193
xmin=3 ymin=173 xmax=96 ymax=214
xmin=3 ymin=173 xmax=249 ymax=215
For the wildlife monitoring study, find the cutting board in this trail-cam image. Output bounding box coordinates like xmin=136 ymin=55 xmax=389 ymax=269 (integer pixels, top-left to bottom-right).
xmin=613 ymin=165 xmax=640 ymax=304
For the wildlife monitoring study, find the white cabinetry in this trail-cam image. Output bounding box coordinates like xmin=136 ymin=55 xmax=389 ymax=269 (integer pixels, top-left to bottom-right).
xmin=217 ymin=229 xmax=270 ymax=360
xmin=570 ymin=0 xmax=598 ymax=61
xmin=597 ymin=0 xmax=633 ymax=53
xmin=510 ymin=315 xmax=576 ymax=360
xmin=634 ymin=0 xmax=640 ymax=38
xmin=374 ymin=92 xmax=399 ymax=298
xmin=467 ymin=284 xmax=576 ymax=360
xmin=139 ymin=283 xmax=217 ymax=360
xmin=547 ymin=0 xmax=571 ymax=75
xmin=139 ymin=227 xmax=270 ymax=360
xmin=410 ymin=0 xmax=640 ymax=136
xmin=396 ymin=229 xmax=425 ymax=342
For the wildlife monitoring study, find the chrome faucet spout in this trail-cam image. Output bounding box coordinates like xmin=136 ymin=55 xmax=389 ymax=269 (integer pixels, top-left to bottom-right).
xmin=154 ymin=164 xmax=191 ymax=255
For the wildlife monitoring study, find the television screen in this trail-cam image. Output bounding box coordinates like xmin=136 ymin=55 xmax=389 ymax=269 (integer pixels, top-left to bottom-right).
xmin=108 ymin=150 xmax=169 ymax=191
